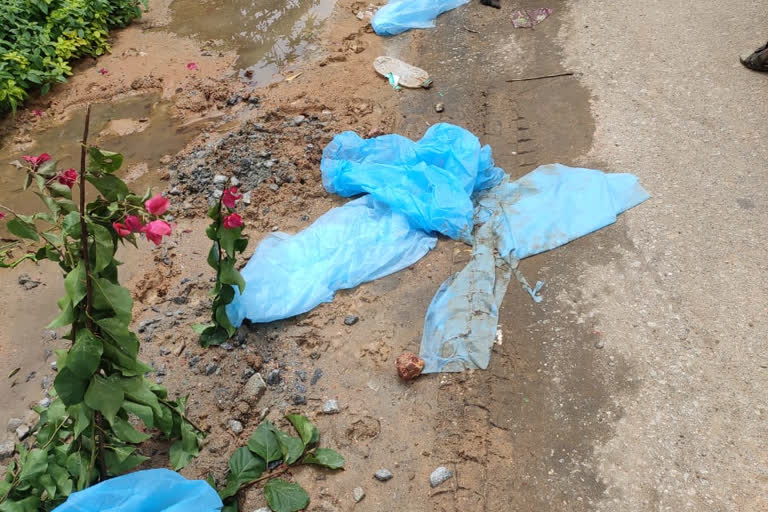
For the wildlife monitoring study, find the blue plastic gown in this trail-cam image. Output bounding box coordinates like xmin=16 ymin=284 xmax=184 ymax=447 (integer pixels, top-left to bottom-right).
xmin=372 ymin=0 xmax=471 ymax=36
xmin=52 ymin=469 xmax=222 ymax=512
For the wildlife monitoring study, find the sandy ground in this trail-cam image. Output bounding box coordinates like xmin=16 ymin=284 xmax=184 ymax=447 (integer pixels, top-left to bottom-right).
xmin=1 ymin=0 xmax=767 ymax=511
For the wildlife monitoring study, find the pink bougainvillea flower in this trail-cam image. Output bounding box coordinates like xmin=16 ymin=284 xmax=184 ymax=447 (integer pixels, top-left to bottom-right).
xmin=124 ymin=215 xmax=143 ymax=233
xmin=57 ymin=168 xmax=78 ymax=188
xmin=186 ymin=62 xmax=198 ymax=71
xmin=145 ymin=194 xmax=170 ymax=216
xmin=221 ymin=186 xmax=241 ymax=209
xmin=223 ymin=213 xmax=243 ymax=229
xmin=141 ymin=220 xmax=172 ymax=245
xmin=99 ymin=68 xmax=109 ymax=75
xmin=33 ymin=109 xmax=44 ymax=117
xmin=113 ymin=222 xmax=132 ymax=237
xmin=0 ymin=212 xmax=5 ymax=221
xmin=22 ymin=153 xmax=51 ymax=169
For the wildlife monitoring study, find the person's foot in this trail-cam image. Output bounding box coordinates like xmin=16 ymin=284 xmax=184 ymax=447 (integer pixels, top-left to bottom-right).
xmin=740 ymin=41 xmax=768 ymax=72
xmin=480 ymin=0 xmax=501 ymax=9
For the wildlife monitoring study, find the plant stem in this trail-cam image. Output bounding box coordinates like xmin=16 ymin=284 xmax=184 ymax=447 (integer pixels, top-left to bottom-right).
xmin=78 ymin=104 xmax=94 ymax=329
xmin=159 ymin=399 xmax=206 ymax=433
xmin=239 ymin=463 xmax=293 ymax=491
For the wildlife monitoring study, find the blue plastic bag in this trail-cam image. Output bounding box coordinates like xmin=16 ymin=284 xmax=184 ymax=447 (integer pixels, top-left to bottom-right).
xmin=372 ymin=0 xmax=471 ymax=36
xmin=52 ymin=469 xmax=222 ymax=512
xmin=321 ymin=123 xmax=504 ymax=242
xmin=420 ymin=164 xmax=650 ymax=372
xmin=226 ymin=195 xmax=437 ymax=326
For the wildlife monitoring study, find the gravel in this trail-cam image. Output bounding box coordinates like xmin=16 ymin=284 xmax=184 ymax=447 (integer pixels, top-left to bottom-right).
xmin=205 ymin=362 xmax=219 ymax=376
xmin=0 ymin=441 xmax=14 ymax=460
xmin=430 ymin=466 xmax=453 ymax=487
xmin=374 ymin=469 xmax=393 ymax=482
xmin=292 ymin=395 xmax=307 ymax=406
xmin=310 ymin=368 xmax=323 ymax=386
xmin=322 ymin=400 xmax=340 ymax=414
xmin=353 ymin=487 xmax=365 ymax=503
xmin=7 ymin=418 xmax=22 ymax=433
xmin=16 ymin=424 xmax=30 ymax=441
xmin=229 ymin=420 xmax=243 ymax=434
xmin=266 ymin=369 xmax=281 ymax=386
xmin=343 ymin=315 xmax=359 ymax=326
xmin=244 ymin=372 xmax=267 ymax=399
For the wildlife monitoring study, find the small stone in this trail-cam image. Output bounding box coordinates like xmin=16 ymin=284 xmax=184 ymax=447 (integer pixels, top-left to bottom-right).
xmin=293 ymin=394 xmax=307 ymax=405
xmin=205 ymin=362 xmax=219 ymax=376
xmin=229 ymin=419 xmax=243 ymax=434
xmin=16 ymin=424 xmax=30 ymax=441
xmin=266 ymin=369 xmax=281 ymax=386
xmin=50 ymin=360 xmax=57 ymax=370
xmin=343 ymin=315 xmax=359 ymax=326
xmin=213 ymin=174 xmax=229 ymax=187
xmin=430 ymin=466 xmax=453 ymax=487
xmin=434 ymin=103 xmax=445 ymax=113
xmin=7 ymin=418 xmax=23 ymax=433
xmin=295 ymin=370 xmax=307 ymax=382
xmin=295 ymin=383 xmax=306 ymax=393
xmin=221 ymin=342 xmax=234 ymax=351
xmin=38 ymin=397 xmax=51 ymax=408
xmin=253 ymin=508 xmax=271 ymax=512
xmin=230 ymin=176 xmax=241 ymax=187
xmin=322 ymin=400 xmax=340 ymax=414
xmin=374 ymin=469 xmax=393 ymax=482
xmin=188 ymin=355 xmax=201 ymax=367
xmin=594 ymin=340 xmax=605 ymax=349
xmin=242 ymin=191 xmax=252 ymax=205
xmin=353 ymin=487 xmax=365 ymax=503
xmin=310 ymin=368 xmax=323 ymax=385
xmin=269 ymin=184 xmax=279 ymax=192
xmin=291 ymin=115 xmax=306 ymax=126
xmin=0 ymin=441 xmax=15 ymax=460
xmin=244 ymin=373 xmax=267 ymax=399
xmin=396 ymin=353 xmax=425 ymax=381
xmin=159 ymin=348 xmax=171 ymax=356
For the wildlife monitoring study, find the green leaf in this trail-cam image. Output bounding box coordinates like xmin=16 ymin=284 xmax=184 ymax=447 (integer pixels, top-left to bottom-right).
xmin=48 ymin=297 xmax=74 ymax=329
xmin=69 ymin=403 xmax=92 ymax=438
xmin=122 ymin=401 xmax=154 ymax=428
xmin=118 ymin=377 xmax=162 ymax=416
xmin=38 ymin=473 xmax=57 ymax=499
xmin=62 ymin=211 xmax=81 ymax=238
xmin=207 ymin=243 xmax=219 ymax=269
xmin=19 ymin=449 xmax=47 ymax=482
xmin=49 ymin=181 xmax=73 ymax=200
xmin=207 ymin=205 xmax=221 ymax=220
xmin=84 ymin=375 xmax=124 ymax=423
xmin=34 ymin=191 xmax=60 ymax=217
xmin=215 ymin=304 xmax=235 ymax=337
xmin=169 ymin=439 xmax=195 ymax=471
xmin=89 ymin=148 xmax=124 ymax=174
xmin=105 ymin=451 xmax=147 ymax=476
xmin=36 ymin=159 xmax=56 ymax=178
xmin=303 ymin=448 xmax=345 ymax=469
xmin=219 ymin=259 xmax=245 ymax=294
xmin=286 ymin=415 xmax=319 ymax=448
xmin=0 ymin=496 xmax=41 ymax=512
xmin=109 ymin=416 xmax=151 ymax=443
xmin=218 ymin=226 xmax=242 ymax=258
xmin=64 ymin=262 xmax=87 ymax=307
xmin=264 ymin=478 xmax=310 ymax=512
xmin=6 ymin=217 xmax=38 ymax=241
xmin=220 ymin=446 xmax=266 ymax=499
xmin=274 ymin=430 xmax=305 ymax=465
xmin=49 ymin=462 xmax=73 ymax=497
xmin=66 ymin=451 xmax=91 ymax=490
xmin=247 ymin=421 xmax=282 ymax=464
xmin=90 ymin=223 xmax=114 ymax=273
xmin=92 ymin=278 xmax=132 ymax=323
xmin=199 ymin=325 xmax=230 ymax=347
xmin=54 ymin=368 xmax=88 ymax=406
xmin=86 ymin=175 xmax=128 ymax=201
xmin=221 ymin=502 xmax=238 ymax=512
xmin=106 ymin=445 xmax=135 ymax=464
xmin=67 ymin=329 xmax=103 ymax=377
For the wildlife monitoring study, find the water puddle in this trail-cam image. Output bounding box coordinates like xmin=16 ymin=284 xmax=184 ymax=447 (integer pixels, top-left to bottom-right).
xmin=166 ymin=0 xmax=336 ymax=84
xmin=0 ymin=94 xmax=201 ymax=219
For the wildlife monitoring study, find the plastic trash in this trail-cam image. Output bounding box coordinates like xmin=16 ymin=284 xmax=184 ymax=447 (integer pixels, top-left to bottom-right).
xmin=52 ymin=469 xmax=222 ymax=512
xmin=373 ymin=56 xmax=431 ymax=89
xmin=321 ymin=123 xmax=505 ymax=242
xmin=420 ymin=164 xmax=650 ymax=372
xmin=372 ymin=0 xmax=471 ymax=36
xmin=511 ymin=8 xmax=553 ymax=29
xmin=226 ymin=195 xmax=437 ymax=326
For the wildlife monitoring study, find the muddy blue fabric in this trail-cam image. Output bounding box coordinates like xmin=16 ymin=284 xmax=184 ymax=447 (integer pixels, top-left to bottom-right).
xmin=372 ymin=0 xmax=470 ymax=36
xmin=226 ymin=195 xmax=437 ymax=326
xmin=321 ymin=123 xmax=504 ymax=242
xmin=420 ymin=164 xmax=650 ymax=372
xmin=52 ymin=469 xmax=222 ymax=512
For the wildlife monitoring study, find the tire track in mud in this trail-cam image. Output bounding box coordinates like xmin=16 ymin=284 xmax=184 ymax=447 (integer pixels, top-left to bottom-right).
xmin=391 ymin=2 xmax=638 ymax=510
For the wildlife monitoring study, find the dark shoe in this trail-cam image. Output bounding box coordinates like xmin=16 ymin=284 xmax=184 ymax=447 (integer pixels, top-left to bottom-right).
xmin=740 ymin=41 xmax=768 ymax=72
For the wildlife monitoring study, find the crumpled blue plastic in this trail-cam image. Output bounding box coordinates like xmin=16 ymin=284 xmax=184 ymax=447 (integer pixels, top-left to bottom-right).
xmin=226 ymin=195 xmax=437 ymax=326
xmin=419 ymin=165 xmax=650 ymax=372
xmin=322 ymin=123 xmax=504 ymax=242
xmin=52 ymin=469 xmax=222 ymax=512
xmin=372 ymin=0 xmax=471 ymax=36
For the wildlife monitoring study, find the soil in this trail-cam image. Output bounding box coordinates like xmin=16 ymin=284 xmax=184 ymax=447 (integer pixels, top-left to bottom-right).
xmin=0 ymin=0 xmax=639 ymax=511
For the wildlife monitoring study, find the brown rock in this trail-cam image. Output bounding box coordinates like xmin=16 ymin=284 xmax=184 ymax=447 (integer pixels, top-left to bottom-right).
xmin=396 ymin=352 xmax=425 ymax=381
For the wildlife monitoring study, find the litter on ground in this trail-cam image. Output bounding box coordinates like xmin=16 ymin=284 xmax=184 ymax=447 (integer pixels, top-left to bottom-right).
xmin=374 ymin=56 xmax=431 ymax=89
xmin=511 ymin=8 xmax=554 ymax=29
xmin=372 ymin=0 xmax=471 ymax=36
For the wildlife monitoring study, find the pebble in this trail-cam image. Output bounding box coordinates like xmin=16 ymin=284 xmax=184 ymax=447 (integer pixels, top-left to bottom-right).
xmin=293 ymin=395 xmax=307 ymax=406
xmin=295 ymin=370 xmax=307 ymax=382
xmin=213 ymin=174 xmax=229 ymax=187
xmin=291 ymin=115 xmax=306 ymax=126
xmin=266 ymin=369 xmax=281 ymax=386
xmin=159 ymin=348 xmax=171 ymax=356
xmin=0 ymin=441 xmax=14 ymax=460
xmin=269 ymin=184 xmax=279 ymax=192
xmin=343 ymin=315 xmax=359 ymax=326
xmin=242 ymin=191 xmax=252 ymax=205
xmin=39 ymin=397 xmax=51 ymax=408
xmin=374 ymin=469 xmax=393 ymax=482
xmin=594 ymin=340 xmax=605 ymax=349
xmin=229 ymin=419 xmax=243 ymax=434
xmin=310 ymin=368 xmax=324 ymax=386
xmin=253 ymin=508 xmax=271 ymax=512
xmin=244 ymin=373 xmax=267 ymax=399
xmin=7 ymin=418 xmax=22 ymax=433
xmin=295 ymin=383 xmax=306 ymax=394
xmin=353 ymin=487 xmax=365 ymax=503
xmin=430 ymin=466 xmax=453 ymax=487
xmin=188 ymin=356 xmax=201 ymax=367
xmin=435 ymin=103 xmax=445 ymax=113
xmin=205 ymin=362 xmax=219 ymax=376
xmin=322 ymin=400 xmax=340 ymax=414
xmin=16 ymin=424 xmax=30 ymax=441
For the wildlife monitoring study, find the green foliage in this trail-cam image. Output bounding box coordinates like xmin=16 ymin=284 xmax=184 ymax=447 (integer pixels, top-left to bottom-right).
xmin=0 ymin=0 xmax=148 ymax=113
xmin=0 ymin=143 xmax=202 ymax=509
xmin=217 ymin=416 xmax=344 ymax=512
xmin=197 ymin=189 xmax=247 ymax=347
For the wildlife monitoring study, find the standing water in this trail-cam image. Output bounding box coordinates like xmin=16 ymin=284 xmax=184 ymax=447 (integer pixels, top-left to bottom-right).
xmin=166 ymin=0 xmax=336 ymax=83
